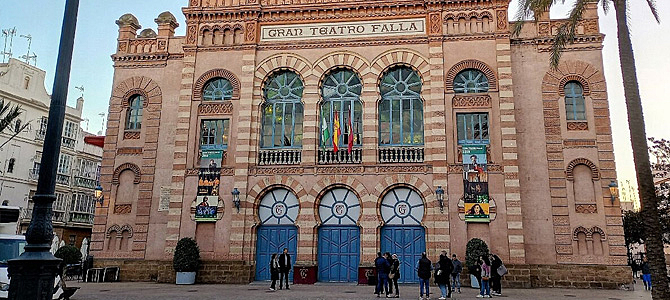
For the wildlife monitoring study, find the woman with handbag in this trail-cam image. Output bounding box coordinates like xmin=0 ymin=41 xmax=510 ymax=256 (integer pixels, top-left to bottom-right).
xmin=435 ymin=251 xmax=453 ymax=300
xmin=477 ymin=255 xmax=491 ymax=298
xmin=388 ymin=253 xmax=400 ymax=298
xmin=269 ymin=253 xmax=279 ymax=291
xmin=490 ymin=254 xmax=504 ymax=296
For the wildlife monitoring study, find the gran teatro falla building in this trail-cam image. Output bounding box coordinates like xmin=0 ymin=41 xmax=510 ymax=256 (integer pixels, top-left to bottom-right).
xmin=91 ymin=0 xmax=631 ymax=287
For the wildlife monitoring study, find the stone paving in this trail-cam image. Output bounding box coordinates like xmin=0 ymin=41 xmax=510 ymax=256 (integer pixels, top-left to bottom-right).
xmin=69 ymin=281 xmax=653 ymax=300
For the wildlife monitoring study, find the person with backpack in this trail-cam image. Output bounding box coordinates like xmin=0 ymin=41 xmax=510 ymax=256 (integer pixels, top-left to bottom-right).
xmin=490 ymin=254 xmax=505 ymax=296
xmin=417 ymin=252 xmax=432 ymax=300
xmin=451 ymin=254 xmax=462 ymax=294
xmin=435 ymin=251 xmax=453 ymax=299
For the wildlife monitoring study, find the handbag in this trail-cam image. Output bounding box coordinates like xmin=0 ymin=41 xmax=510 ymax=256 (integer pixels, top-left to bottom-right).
xmin=389 ymin=272 xmax=396 ymax=279
xmin=497 ymin=264 xmax=508 ymax=276
xmin=482 ymin=276 xmax=490 ymax=281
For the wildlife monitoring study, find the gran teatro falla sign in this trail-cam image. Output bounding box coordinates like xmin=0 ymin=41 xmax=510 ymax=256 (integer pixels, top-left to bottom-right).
xmin=260 ymin=18 xmax=426 ymax=42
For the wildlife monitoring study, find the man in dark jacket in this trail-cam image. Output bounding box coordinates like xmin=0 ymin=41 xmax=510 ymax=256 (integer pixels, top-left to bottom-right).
xmin=417 ymin=252 xmax=432 ymax=300
xmin=641 ymin=257 xmax=652 ymax=291
xmin=451 ymin=254 xmax=463 ymax=293
xmin=375 ymin=252 xmax=391 ymax=297
xmin=435 ymin=251 xmax=454 ymax=299
xmin=278 ymin=248 xmax=291 ymax=290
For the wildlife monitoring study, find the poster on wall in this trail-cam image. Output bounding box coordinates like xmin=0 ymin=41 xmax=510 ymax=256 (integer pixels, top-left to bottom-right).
xmin=462 ymin=145 xmax=490 ymax=223
xmin=200 ymin=150 xmax=223 ymax=169
xmin=196 ymin=165 xmax=221 ymax=222
xmin=195 ymin=195 xmax=218 ymax=221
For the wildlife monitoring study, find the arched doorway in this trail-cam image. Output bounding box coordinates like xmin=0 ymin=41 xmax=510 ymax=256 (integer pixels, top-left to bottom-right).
xmin=255 ymin=188 xmax=299 ymax=281
xmin=380 ymin=187 xmax=426 ymax=283
xmin=317 ymin=187 xmax=361 ymax=282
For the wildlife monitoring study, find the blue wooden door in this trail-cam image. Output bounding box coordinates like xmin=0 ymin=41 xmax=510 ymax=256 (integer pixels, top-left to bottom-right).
xmin=381 ymin=226 xmax=426 ymax=283
xmin=318 ymin=226 xmax=360 ymax=282
xmin=255 ymin=226 xmax=298 ymax=281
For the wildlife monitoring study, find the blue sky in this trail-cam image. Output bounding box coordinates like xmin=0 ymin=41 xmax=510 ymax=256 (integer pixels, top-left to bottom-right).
xmin=1 ymin=1 xmax=669 ymax=191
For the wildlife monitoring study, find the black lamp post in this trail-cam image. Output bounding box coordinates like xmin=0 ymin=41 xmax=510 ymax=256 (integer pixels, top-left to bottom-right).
xmin=8 ymin=1 xmax=79 ymax=299
xmin=232 ymin=188 xmax=240 ymax=212
xmin=609 ymin=180 xmax=619 ymax=205
xmin=435 ymin=186 xmax=445 ymax=213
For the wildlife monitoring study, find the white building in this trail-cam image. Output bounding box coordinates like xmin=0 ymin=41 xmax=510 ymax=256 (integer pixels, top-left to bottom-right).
xmin=0 ymin=58 xmax=102 ymax=248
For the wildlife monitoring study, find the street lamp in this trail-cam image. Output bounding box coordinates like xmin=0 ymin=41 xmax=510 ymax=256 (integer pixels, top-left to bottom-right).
xmin=232 ymin=188 xmax=240 ymax=212
xmin=8 ymin=0 xmax=80 ymax=299
xmin=94 ymin=185 xmax=104 ymax=205
xmin=609 ymin=181 xmax=619 ymax=205
xmin=435 ymin=186 xmax=445 ymax=213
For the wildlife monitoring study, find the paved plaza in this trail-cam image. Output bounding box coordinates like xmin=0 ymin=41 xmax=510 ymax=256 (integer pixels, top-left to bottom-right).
xmin=69 ymin=281 xmax=652 ymax=300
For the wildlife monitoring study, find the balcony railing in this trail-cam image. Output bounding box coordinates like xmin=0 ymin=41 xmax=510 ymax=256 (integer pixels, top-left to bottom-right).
xmin=29 ymin=168 xmax=40 ymax=181
xmin=56 ymin=173 xmax=71 ymax=186
xmin=35 ymin=130 xmax=46 ymax=141
xmin=379 ymin=146 xmax=425 ymax=163
xmin=258 ymin=149 xmax=302 ymax=165
xmin=52 ymin=212 xmax=68 ymax=223
xmin=62 ymin=136 xmax=76 ymax=149
xmin=318 ymin=148 xmax=362 ymax=164
xmin=74 ymin=176 xmax=97 ymax=189
xmin=69 ymin=212 xmax=94 ymax=225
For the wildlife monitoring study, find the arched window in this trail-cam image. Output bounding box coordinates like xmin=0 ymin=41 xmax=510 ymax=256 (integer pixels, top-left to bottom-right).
xmin=125 ymin=95 xmax=143 ymax=130
xmin=453 ymin=69 xmax=489 ymax=93
xmin=565 ymin=81 xmax=586 ymax=120
xmin=320 ymin=69 xmax=363 ymax=149
xmin=203 ymin=78 xmax=233 ymax=101
xmin=261 ymin=71 xmax=304 ymax=149
xmin=379 ymin=67 xmax=424 ymax=146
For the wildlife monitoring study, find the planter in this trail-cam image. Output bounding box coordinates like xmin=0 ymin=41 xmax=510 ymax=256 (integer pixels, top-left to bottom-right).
xmin=176 ymin=272 xmax=196 ymax=285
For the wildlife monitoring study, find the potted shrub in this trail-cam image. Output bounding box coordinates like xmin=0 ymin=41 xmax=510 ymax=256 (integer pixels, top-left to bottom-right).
xmin=55 ymin=245 xmax=82 ymax=265
xmin=465 ymin=238 xmax=489 ymax=288
xmin=173 ymin=237 xmax=200 ymax=285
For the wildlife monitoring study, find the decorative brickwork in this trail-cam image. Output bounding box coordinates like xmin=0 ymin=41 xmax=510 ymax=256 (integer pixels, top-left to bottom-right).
xmin=192 ymin=69 xmax=241 ymax=101
xmin=445 ymin=59 xmax=498 ymax=92
xmin=93 ymin=259 xmax=254 ymax=284
xmin=566 ymin=158 xmax=600 ymax=181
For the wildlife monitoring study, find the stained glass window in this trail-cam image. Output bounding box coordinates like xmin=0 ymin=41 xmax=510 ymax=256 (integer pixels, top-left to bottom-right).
xmin=565 ymin=81 xmax=586 ymax=121
xmin=203 ymin=78 xmax=233 ymax=101
xmin=320 ymin=69 xmax=363 ymax=149
xmin=379 ymin=67 xmax=424 ymax=146
xmin=453 ymin=69 xmax=489 ymax=94
xmin=261 ymin=71 xmax=304 ymax=149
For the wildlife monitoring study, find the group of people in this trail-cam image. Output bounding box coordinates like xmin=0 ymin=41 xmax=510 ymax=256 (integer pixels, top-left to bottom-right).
xmin=268 ymin=248 xmax=292 ymax=291
xmin=374 ymin=252 xmax=401 ymax=298
xmin=380 ymin=251 xmax=504 ymax=300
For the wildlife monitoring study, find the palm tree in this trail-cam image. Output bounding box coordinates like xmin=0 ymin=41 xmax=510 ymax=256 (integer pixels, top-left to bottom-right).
xmin=0 ymin=98 xmax=29 ymax=150
xmin=514 ymin=0 xmax=669 ymax=298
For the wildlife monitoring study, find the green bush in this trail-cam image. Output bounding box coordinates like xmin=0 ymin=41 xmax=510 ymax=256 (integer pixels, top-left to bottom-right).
xmin=54 ymin=245 xmax=82 ymax=265
xmin=465 ymin=238 xmax=489 ymax=268
xmin=173 ymin=237 xmax=200 ymax=272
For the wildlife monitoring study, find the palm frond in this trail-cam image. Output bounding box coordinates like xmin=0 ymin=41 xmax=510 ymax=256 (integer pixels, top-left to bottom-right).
xmin=512 ymin=0 xmax=557 ymax=37
xmin=601 ymin=0 xmax=610 ymax=15
xmin=0 ymin=99 xmax=23 ymax=134
xmin=549 ymin=0 xmax=592 ymax=69
xmin=645 ymin=0 xmax=660 ymax=23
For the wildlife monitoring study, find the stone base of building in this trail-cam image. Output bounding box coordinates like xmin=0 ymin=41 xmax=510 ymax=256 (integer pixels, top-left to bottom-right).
xmin=463 ymin=264 xmax=632 ymax=289
xmin=93 ymin=259 xmax=254 ymax=284
xmin=94 ymin=260 xmax=631 ymax=289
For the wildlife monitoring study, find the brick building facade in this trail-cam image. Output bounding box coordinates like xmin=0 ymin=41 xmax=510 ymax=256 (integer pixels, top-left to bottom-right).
xmin=91 ymin=0 xmax=630 ymax=287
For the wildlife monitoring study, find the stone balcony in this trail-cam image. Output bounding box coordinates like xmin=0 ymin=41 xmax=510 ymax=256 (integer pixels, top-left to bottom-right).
xmin=318 ymin=148 xmax=362 ymax=165
xmin=379 ymin=146 xmax=425 ymax=164
xmin=258 ymin=148 xmax=301 ymax=166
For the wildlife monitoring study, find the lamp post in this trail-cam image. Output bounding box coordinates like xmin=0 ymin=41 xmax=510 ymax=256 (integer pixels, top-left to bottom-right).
xmin=8 ymin=0 xmax=79 ymax=299
xmin=609 ymin=181 xmax=619 ymax=205
xmin=232 ymin=188 xmax=240 ymax=212
xmin=435 ymin=186 xmax=445 ymax=213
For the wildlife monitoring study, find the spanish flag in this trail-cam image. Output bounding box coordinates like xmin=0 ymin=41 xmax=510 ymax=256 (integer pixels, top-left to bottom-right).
xmin=347 ymin=111 xmax=353 ymax=154
xmin=333 ymin=110 xmax=341 ymax=152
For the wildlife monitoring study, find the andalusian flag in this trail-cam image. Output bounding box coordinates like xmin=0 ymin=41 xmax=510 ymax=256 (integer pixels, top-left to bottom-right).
xmin=347 ymin=111 xmax=353 ymax=154
xmin=333 ymin=110 xmax=341 ymax=152
xmin=321 ymin=110 xmax=330 ymax=150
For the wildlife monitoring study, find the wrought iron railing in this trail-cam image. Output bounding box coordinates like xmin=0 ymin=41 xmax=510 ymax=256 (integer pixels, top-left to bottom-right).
xmin=62 ymin=136 xmax=76 ymax=149
xmin=74 ymin=176 xmax=97 ymax=189
xmin=35 ymin=130 xmax=46 ymax=141
xmin=379 ymin=146 xmax=425 ymax=163
xmin=56 ymin=173 xmax=71 ymax=186
xmin=28 ymin=168 xmax=40 ymax=181
xmin=258 ymin=149 xmax=302 ymax=165
xmin=318 ymin=148 xmax=362 ymax=164
xmin=69 ymin=212 xmax=94 ymax=225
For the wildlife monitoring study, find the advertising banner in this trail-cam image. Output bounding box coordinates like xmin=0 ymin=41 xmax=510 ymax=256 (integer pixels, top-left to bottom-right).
xmin=462 ymin=145 xmax=490 ymax=223
xmin=196 ymin=166 xmax=221 ymax=222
